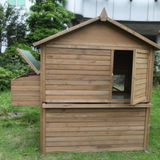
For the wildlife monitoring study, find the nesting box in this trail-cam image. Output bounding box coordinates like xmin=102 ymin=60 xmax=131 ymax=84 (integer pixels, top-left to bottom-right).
xmin=11 ymin=8 xmax=160 ymax=153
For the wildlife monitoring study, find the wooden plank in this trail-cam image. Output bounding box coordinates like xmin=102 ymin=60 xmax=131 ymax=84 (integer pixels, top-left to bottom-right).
xmin=135 ymin=83 xmax=146 ymax=90
xmin=144 ymin=108 xmax=151 ymax=150
xmin=46 ymin=59 xmax=111 ymax=66
xmin=46 ymin=54 xmax=111 ymax=61
xmin=46 ymin=140 xmax=144 ymax=147
xmin=43 ymin=103 xmax=153 ymax=109
xmin=11 ymin=81 xmax=40 ymax=86
xmin=11 ymin=90 xmax=40 ymax=95
xmin=46 ymin=80 xmax=110 ymax=85
xmin=136 ymin=64 xmax=148 ymax=69
xmin=110 ymin=50 xmax=114 ymax=100
xmin=137 ymin=59 xmax=148 ymax=64
xmin=137 ymin=53 xmax=148 ymax=58
xmin=46 ymin=70 xmax=110 ymax=76
xmin=136 ymin=79 xmax=147 ymax=85
xmin=46 ymin=135 xmax=144 ymax=142
xmin=46 ymin=146 xmax=144 ymax=152
xmin=46 ymin=121 xmax=145 ymax=127
xmin=136 ymin=69 xmax=147 ymax=74
xmin=45 ymin=85 xmax=110 ymax=90
xmin=45 ymin=96 xmax=110 ymax=103
xmin=46 ymin=108 xmax=146 ymax=113
xmin=46 ymin=130 xmax=144 ymax=137
xmin=12 ymin=95 xmax=40 ymax=101
xmin=46 ymin=112 xmax=145 ymax=118
xmin=46 ymin=64 xmax=111 ymax=71
xmin=46 ymin=75 xmax=110 ymax=81
xmin=46 ymin=90 xmax=109 ymax=96
xmin=135 ymin=93 xmax=146 ymax=100
xmin=46 ymin=117 xmax=146 ymax=122
xmin=135 ymin=89 xmax=146 ymax=96
xmin=12 ymin=86 xmax=40 ymax=90
xmin=45 ymin=48 xmax=111 ymax=56
xmin=136 ymin=74 xmax=147 ymax=80
xmin=46 ymin=126 xmax=145 ymax=132
xmin=13 ymin=75 xmax=40 ymax=81
xmin=12 ymin=101 xmax=40 ymax=106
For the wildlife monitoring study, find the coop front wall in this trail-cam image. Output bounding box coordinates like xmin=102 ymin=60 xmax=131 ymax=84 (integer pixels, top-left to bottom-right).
xmin=41 ymin=106 xmax=151 ymax=153
xmin=44 ymin=47 xmax=113 ymax=103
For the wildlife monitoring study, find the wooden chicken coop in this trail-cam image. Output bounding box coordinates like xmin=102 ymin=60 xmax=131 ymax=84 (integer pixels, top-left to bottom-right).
xmin=11 ymin=8 xmax=160 ymax=153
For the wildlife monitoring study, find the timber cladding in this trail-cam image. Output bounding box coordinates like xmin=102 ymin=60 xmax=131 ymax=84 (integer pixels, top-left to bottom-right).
xmin=11 ymin=75 xmax=40 ymax=106
xmin=45 ymin=48 xmax=113 ymax=102
xmin=45 ymin=108 xmax=147 ymax=152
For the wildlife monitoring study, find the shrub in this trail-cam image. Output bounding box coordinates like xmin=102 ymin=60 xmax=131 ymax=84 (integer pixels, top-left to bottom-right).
xmin=0 ymin=42 xmax=40 ymax=91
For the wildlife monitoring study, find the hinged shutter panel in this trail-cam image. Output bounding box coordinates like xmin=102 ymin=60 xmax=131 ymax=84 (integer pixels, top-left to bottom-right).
xmin=131 ymin=49 xmax=149 ymax=105
xmin=45 ymin=48 xmax=113 ymax=102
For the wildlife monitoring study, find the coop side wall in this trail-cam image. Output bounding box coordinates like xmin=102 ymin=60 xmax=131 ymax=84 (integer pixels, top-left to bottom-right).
xmin=40 ymin=105 xmax=151 ymax=153
xmin=11 ymin=75 xmax=40 ymax=106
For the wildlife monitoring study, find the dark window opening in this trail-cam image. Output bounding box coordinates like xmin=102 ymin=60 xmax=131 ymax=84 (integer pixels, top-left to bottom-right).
xmin=112 ymin=50 xmax=133 ymax=100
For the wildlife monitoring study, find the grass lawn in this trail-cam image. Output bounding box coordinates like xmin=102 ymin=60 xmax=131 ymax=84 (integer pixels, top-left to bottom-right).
xmin=0 ymin=89 xmax=160 ymax=160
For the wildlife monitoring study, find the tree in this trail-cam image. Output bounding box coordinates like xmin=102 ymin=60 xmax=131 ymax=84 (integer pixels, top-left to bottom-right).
xmin=0 ymin=3 xmax=27 ymax=53
xmin=26 ymin=0 xmax=75 ymax=44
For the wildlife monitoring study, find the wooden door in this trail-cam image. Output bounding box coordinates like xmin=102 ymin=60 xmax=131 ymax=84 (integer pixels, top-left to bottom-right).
xmin=131 ymin=49 xmax=149 ymax=105
xmin=45 ymin=47 xmax=114 ymax=103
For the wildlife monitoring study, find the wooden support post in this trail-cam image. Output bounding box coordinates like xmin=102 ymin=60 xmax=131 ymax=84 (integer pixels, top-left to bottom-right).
xmin=144 ymin=107 xmax=151 ymax=150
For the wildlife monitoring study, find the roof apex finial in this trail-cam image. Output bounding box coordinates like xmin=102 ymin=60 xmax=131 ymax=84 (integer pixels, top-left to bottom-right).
xmin=100 ymin=7 xmax=108 ymax=21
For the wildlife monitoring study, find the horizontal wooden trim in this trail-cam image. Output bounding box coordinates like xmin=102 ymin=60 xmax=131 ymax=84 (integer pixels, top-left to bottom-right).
xmin=46 ymin=108 xmax=146 ymax=113
xmin=42 ymin=103 xmax=153 ymax=108
xmin=46 ymin=130 xmax=144 ymax=137
xmin=46 ymin=75 xmax=110 ymax=81
xmin=45 ymin=48 xmax=111 ymax=56
xmin=45 ymin=44 xmax=148 ymax=50
xmin=45 ymin=85 xmax=110 ymax=90
xmin=46 ymin=59 xmax=111 ymax=66
xmin=45 ymin=146 xmax=144 ymax=152
xmin=46 ymin=135 xmax=144 ymax=142
xmin=46 ymin=80 xmax=110 ymax=85
xmin=46 ymin=140 xmax=144 ymax=147
xmin=12 ymin=86 xmax=40 ymax=90
xmin=46 ymin=117 xmax=146 ymax=122
xmin=12 ymin=101 xmax=40 ymax=106
xmin=46 ymin=53 xmax=111 ymax=61
xmin=11 ymin=81 xmax=40 ymax=86
xmin=46 ymin=121 xmax=145 ymax=127
xmin=46 ymin=70 xmax=110 ymax=76
xmin=46 ymin=90 xmax=109 ymax=96
xmin=46 ymin=64 xmax=111 ymax=71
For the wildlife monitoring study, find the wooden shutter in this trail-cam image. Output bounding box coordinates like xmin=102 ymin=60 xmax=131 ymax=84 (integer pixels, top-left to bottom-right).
xmin=131 ymin=49 xmax=149 ymax=105
xmin=45 ymin=47 xmax=113 ymax=103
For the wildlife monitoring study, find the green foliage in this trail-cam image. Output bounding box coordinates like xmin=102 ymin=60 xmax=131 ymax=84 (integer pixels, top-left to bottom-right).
xmin=0 ymin=3 xmax=27 ymax=53
xmin=153 ymin=51 xmax=160 ymax=86
xmin=0 ymin=43 xmax=40 ymax=91
xmin=26 ymin=0 xmax=75 ymax=43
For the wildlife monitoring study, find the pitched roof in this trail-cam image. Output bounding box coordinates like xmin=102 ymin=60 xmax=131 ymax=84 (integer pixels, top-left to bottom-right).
xmin=33 ymin=8 xmax=160 ymax=50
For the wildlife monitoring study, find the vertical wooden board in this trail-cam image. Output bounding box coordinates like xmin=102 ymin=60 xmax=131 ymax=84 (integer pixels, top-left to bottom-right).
xmin=131 ymin=49 xmax=149 ymax=105
xmin=40 ymin=45 xmax=46 ymax=153
xmin=43 ymin=45 xmax=46 ymax=102
xmin=144 ymin=108 xmax=151 ymax=150
xmin=110 ymin=50 xmax=114 ymax=100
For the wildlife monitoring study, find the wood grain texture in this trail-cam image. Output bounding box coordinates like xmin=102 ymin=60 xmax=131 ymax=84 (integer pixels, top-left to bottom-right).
xmin=45 ymin=48 xmax=112 ymax=102
xmin=11 ymin=75 xmax=40 ymax=106
xmin=44 ymin=108 xmax=146 ymax=153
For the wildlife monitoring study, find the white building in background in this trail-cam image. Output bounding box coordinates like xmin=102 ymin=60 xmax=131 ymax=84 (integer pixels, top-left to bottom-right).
xmin=0 ymin=0 xmax=34 ymax=52
xmin=0 ymin=0 xmax=160 ymax=52
xmin=65 ymin=0 xmax=160 ymax=46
